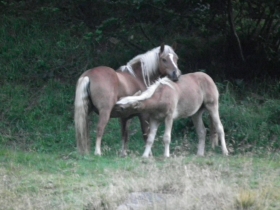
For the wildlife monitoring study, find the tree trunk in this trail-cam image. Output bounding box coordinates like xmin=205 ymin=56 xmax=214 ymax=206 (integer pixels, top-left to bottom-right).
xmin=227 ymin=0 xmax=245 ymax=61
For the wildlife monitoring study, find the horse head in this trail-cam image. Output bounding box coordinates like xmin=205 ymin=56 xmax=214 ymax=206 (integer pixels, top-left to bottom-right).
xmin=158 ymin=43 xmax=181 ymax=82
xmin=114 ymin=91 xmax=143 ymax=116
xmin=114 ymin=100 xmax=142 ymax=116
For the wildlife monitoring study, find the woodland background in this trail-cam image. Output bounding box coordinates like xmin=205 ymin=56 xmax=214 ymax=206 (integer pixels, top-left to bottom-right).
xmin=1 ymin=0 xmax=280 ymax=82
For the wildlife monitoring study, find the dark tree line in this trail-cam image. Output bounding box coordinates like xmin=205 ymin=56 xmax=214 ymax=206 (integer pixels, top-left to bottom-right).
xmin=1 ymin=0 xmax=280 ymax=80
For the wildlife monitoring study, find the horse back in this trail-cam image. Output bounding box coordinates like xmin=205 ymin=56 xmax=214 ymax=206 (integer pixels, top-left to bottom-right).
xmin=190 ymin=72 xmax=219 ymax=103
xmin=138 ymin=84 xmax=179 ymax=120
xmin=115 ymin=71 xmax=146 ymax=98
xmin=81 ymin=66 xmax=120 ymax=109
xmin=174 ymin=72 xmax=218 ymax=117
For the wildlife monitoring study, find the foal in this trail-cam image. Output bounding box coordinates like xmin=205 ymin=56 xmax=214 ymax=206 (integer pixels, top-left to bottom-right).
xmin=115 ymin=72 xmax=229 ymax=157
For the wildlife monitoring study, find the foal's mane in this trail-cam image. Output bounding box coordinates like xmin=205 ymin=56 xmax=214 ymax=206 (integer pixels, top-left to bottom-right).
xmin=119 ymin=45 xmax=176 ymax=87
xmin=117 ymin=77 xmax=174 ymax=105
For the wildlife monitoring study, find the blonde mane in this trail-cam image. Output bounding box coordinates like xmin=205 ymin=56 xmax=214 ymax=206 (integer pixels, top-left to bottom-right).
xmin=117 ymin=77 xmax=174 ymax=105
xmin=119 ymin=45 xmax=177 ymax=87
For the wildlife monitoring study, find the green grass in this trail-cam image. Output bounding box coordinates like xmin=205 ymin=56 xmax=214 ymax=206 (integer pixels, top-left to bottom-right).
xmin=0 ymin=148 xmax=279 ymax=209
xmin=0 ymin=81 xmax=75 ymax=152
xmin=218 ymin=82 xmax=280 ymax=153
xmin=1 ymin=76 xmax=280 ymax=155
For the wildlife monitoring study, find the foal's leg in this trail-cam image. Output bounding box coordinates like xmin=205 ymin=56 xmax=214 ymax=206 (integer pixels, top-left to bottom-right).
xmin=138 ymin=113 xmax=152 ymax=156
xmin=142 ymin=120 xmax=160 ymax=158
xmin=206 ymin=103 xmax=229 ymax=155
xmin=120 ymin=118 xmax=131 ymax=157
xmin=209 ymin=117 xmax=218 ymax=148
xmin=191 ymin=108 xmax=207 ymax=156
xmin=138 ymin=113 xmax=149 ymax=143
xmin=95 ymin=109 xmax=111 ymax=155
xmin=163 ymin=116 xmax=173 ymax=157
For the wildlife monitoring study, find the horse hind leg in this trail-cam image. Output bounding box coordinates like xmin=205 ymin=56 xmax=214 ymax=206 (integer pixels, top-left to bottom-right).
xmin=95 ymin=109 xmax=111 ymax=155
xmin=206 ymin=103 xmax=229 ymax=156
xmin=163 ymin=116 xmax=173 ymax=157
xmin=120 ymin=118 xmax=131 ymax=157
xmin=191 ymin=108 xmax=207 ymax=156
xmin=210 ymin=118 xmax=219 ymax=149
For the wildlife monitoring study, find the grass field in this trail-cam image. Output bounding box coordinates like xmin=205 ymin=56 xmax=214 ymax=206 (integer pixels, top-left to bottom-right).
xmin=0 ymin=148 xmax=279 ymax=209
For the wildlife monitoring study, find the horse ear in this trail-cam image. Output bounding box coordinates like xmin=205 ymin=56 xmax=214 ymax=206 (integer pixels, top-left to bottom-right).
xmin=160 ymin=43 xmax=165 ymax=53
xmin=132 ymin=101 xmax=142 ymax=110
xmin=133 ymin=91 xmax=142 ymax=96
xmin=172 ymin=42 xmax=177 ymax=51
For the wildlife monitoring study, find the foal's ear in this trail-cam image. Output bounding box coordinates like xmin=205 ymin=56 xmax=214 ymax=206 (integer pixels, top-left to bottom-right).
xmin=160 ymin=43 xmax=165 ymax=53
xmin=132 ymin=101 xmax=142 ymax=110
xmin=133 ymin=90 xmax=142 ymax=96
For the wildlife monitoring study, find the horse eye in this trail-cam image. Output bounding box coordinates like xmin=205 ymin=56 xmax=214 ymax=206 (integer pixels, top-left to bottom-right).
xmin=162 ymin=58 xmax=167 ymax=62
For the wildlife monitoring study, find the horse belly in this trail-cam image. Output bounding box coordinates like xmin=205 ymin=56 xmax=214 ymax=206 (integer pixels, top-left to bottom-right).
xmin=176 ymin=98 xmax=202 ymax=119
xmin=110 ymin=107 xmax=137 ymax=118
xmin=150 ymin=100 xmax=175 ymax=121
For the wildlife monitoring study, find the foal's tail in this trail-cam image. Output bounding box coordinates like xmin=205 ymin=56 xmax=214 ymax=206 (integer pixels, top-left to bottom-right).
xmin=74 ymin=76 xmax=91 ymax=155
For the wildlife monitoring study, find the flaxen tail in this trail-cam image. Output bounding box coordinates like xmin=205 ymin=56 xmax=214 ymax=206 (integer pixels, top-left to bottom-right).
xmin=74 ymin=76 xmax=91 ymax=155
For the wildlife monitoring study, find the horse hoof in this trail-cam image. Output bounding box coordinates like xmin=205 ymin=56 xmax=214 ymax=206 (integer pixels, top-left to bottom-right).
xmin=94 ymin=152 xmax=102 ymax=156
xmin=197 ymin=153 xmax=205 ymax=157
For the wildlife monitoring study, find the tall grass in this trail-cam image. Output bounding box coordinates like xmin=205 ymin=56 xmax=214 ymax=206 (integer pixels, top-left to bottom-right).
xmin=2 ymin=65 xmax=280 ymax=155
xmin=218 ymin=81 xmax=280 ymax=153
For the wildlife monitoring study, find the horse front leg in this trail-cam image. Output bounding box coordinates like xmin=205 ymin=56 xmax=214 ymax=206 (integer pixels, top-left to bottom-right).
xmin=163 ymin=116 xmax=173 ymax=157
xmin=142 ymin=119 xmax=159 ymax=158
xmin=95 ymin=110 xmax=110 ymax=155
xmin=191 ymin=108 xmax=206 ymax=156
xmin=120 ymin=117 xmax=131 ymax=157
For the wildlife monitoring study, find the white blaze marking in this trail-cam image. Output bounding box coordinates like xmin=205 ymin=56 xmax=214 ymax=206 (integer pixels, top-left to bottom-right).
xmin=168 ymin=53 xmax=178 ymax=69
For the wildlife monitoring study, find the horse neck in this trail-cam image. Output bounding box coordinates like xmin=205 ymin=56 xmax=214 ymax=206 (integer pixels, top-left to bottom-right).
xmin=132 ymin=63 xmax=161 ymax=87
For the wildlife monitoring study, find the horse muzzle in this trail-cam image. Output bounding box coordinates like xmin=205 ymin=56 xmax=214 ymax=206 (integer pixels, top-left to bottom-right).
xmin=114 ymin=104 xmax=125 ymax=112
xmin=170 ymin=69 xmax=181 ymax=82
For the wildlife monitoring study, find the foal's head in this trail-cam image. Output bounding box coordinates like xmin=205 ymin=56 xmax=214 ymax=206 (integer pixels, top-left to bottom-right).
xmin=158 ymin=44 xmax=181 ymax=81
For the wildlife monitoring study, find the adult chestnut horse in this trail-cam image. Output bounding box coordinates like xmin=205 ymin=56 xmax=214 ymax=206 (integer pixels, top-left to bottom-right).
xmin=74 ymin=44 xmax=181 ymax=155
xmin=116 ymin=72 xmax=229 ymax=157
